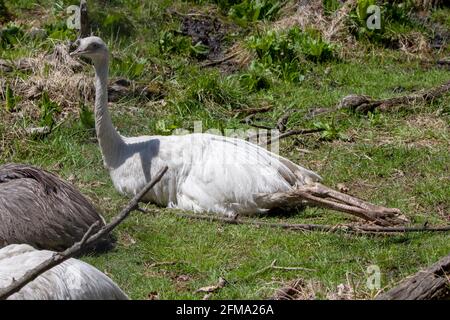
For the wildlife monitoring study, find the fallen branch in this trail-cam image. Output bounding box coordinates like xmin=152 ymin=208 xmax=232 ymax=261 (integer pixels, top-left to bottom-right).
xmin=235 ymin=105 xmax=273 ymax=117
xmin=0 ymin=166 xmax=168 ymax=300
xmin=174 ymin=212 xmax=450 ymax=235
xmin=310 ymin=80 xmax=450 ymax=115
xmin=437 ymin=59 xmax=450 ymax=67
xmin=243 ymin=108 xmax=292 ymax=133
xmin=196 ymin=277 xmax=227 ymax=294
xmin=144 ymin=261 xmax=184 ymax=268
xmin=201 ymin=52 xmax=239 ymax=68
xmin=376 ymin=253 xmax=450 ymax=300
xmin=242 ymin=107 xmax=325 ymax=145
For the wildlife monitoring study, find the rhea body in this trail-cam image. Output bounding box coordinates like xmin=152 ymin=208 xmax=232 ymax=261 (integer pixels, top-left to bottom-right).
xmin=71 ymin=37 xmax=404 ymax=223
xmin=0 ymin=163 xmax=111 ymax=251
xmin=0 ymin=244 xmax=128 ymax=300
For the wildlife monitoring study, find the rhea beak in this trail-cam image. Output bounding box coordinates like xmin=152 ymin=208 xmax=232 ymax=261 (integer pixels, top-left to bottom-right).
xmin=70 ymin=48 xmax=86 ymax=57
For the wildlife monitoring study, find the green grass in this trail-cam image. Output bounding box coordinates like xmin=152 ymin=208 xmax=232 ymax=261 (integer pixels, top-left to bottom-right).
xmin=1 ymin=0 xmax=449 ymax=299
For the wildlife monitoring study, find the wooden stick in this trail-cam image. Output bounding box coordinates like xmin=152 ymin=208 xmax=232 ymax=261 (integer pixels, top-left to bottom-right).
xmin=79 ymin=0 xmax=89 ymax=38
xmin=376 ymin=253 xmax=450 ymax=300
xmin=174 ymin=212 xmax=450 ymax=234
xmin=276 ymin=110 xmax=294 ymax=133
xmin=239 ymin=106 xmax=324 ymax=145
xmin=304 ymin=79 xmax=450 ymax=118
xmin=235 ymin=105 xmax=273 ymax=117
xmin=0 ymin=166 xmax=168 ymax=300
xmin=242 ymin=259 xmax=314 ymax=282
xmin=341 ymin=81 xmax=450 ymax=114
xmin=201 ymin=52 xmax=239 ymax=68
xmin=437 ymin=59 xmax=450 ymax=67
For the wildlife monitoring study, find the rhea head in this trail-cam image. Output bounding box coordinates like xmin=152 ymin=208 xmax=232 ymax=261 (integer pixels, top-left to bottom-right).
xmin=70 ymin=36 xmax=108 ymax=66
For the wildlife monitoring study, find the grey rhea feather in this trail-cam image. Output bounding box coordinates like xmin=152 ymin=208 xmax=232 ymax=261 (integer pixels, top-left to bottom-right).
xmin=0 ymin=163 xmax=114 ymax=252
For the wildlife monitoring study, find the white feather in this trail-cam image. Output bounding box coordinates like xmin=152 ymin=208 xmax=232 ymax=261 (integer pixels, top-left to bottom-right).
xmin=0 ymin=244 xmax=128 ymax=300
xmin=109 ymin=133 xmax=321 ymax=217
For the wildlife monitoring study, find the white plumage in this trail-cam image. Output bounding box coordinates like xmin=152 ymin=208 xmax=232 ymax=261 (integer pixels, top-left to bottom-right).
xmin=70 ymin=37 xmax=404 ymax=223
xmin=110 ymin=133 xmax=321 ymax=216
xmin=0 ymin=244 xmax=128 ymax=300
xmin=70 ymin=37 xmax=321 ymax=217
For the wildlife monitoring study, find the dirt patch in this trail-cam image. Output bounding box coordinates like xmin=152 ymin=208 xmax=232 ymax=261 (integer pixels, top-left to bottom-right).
xmin=181 ymin=15 xmax=224 ymax=60
xmin=171 ymin=9 xmax=242 ymax=72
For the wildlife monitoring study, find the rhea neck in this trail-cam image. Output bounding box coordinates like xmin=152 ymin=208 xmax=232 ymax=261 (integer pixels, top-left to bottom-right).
xmin=92 ymin=54 xmax=124 ymax=169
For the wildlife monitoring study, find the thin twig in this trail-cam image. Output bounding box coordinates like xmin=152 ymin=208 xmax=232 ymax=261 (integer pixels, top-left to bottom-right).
xmin=174 ymin=212 xmax=450 ymax=235
xmin=0 ymin=166 xmax=168 ymax=300
xmin=276 ymin=110 xmax=294 ymax=133
xmin=235 ymin=105 xmax=273 ymax=117
xmin=243 ymin=260 xmax=314 ymax=282
xmin=144 ymin=261 xmax=184 ymax=268
xmin=201 ymin=52 xmax=239 ymax=68
xmin=239 ymin=106 xmax=325 ymax=145
xmin=312 ymin=80 xmax=450 ymax=114
xmin=436 ymin=59 xmax=450 ymax=67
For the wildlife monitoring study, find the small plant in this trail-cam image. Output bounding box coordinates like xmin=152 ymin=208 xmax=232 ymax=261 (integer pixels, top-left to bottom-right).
xmin=79 ymin=102 xmax=95 ymax=130
xmin=228 ymin=0 xmax=282 ymax=26
xmin=314 ymin=120 xmax=346 ymax=141
xmin=44 ymin=20 xmax=76 ymax=41
xmin=5 ymin=83 xmax=16 ymax=112
xmin=349 ymin=0 xmax=421 ymax=47
xmin=159 ymin=30 xmax=209 ymax=58
xmin=323 ymin=0 xmax=341 ymax=15
xmin=159 ymin=30 xmax=191 ymax=54
xmin=190 ymin=41 xmax=210 ymax=57
xmin=356 ymin=0 xmax=377 ymax=23
xmin=291 ymin=28 xmax=335 ymax=63
xmin=0 ymin=23 xmax=24 ymax=49
xmin=249 ymin=27 xmax=335 ymax=64
xmin=39 ymin=92 xmax=61 ymax=130
xmin=114 ymin=55 xmax=147 ymax=79
xmin=239 ymin=61 xmax=273 ymax=91
xmin=246 ymin=27 xmax=334 ymax=83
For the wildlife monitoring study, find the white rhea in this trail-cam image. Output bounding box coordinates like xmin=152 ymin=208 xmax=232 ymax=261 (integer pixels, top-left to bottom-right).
xmin=70 ymin=37 xmax=405 ymax=224
xmin=0 ymin=244 xmax=128 ymax=300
